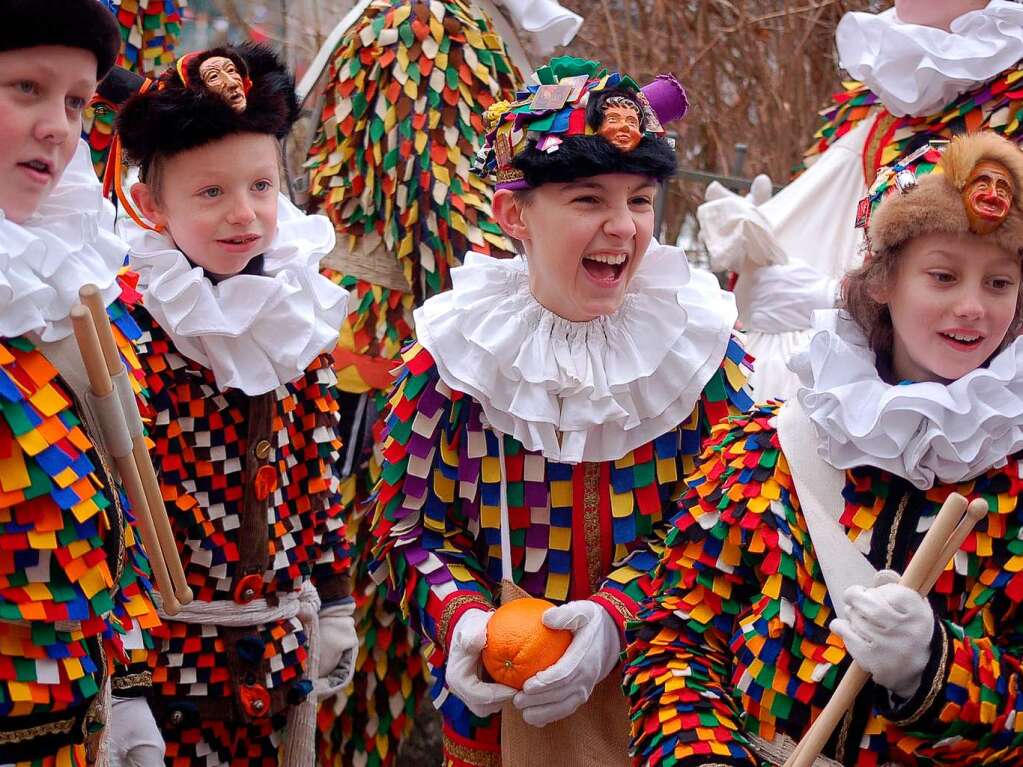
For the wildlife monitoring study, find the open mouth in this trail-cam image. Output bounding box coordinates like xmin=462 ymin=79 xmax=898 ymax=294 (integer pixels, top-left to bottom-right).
xmin=18 ymin=159 xmax=52 ymax=181
xmin=217 ymin=234 xmax=260 ymax=251
xmin=581 ymin=252 xmax=628 ymax=284
xmin=939 ymin=330 xmax=984 ymax=350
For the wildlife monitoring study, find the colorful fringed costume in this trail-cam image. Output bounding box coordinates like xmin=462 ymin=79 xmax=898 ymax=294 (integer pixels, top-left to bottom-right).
xmin=0 ymin=157 xmax=160 ymax=765
xmin=628 ymin=130 xmax=1023 ymax=767
xmin=304 ymin=2 xmax=525 ymax=763
xmin=130 ymin=310 xmax=351 ymax=766
xmin=625 ymin=402 xmax=1023 ymax=766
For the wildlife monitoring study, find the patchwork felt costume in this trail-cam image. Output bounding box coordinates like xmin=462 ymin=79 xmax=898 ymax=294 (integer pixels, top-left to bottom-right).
xmin=301 ymin=2 xmax=580 ymax=764
xmin=113 ymin=44 xmax=356 ymax=767
xmin=370 ymin=57 xmax=752 ymax=767
xmin=625 ymin=133 xmax=1023 ymax=766
xmin=697 ymin=0 xmax=1023 ymax=399
xmin=0 ymin=143 xmax=161 ymax=767
xmin=0 ymin=4 xmax=162 ymax=763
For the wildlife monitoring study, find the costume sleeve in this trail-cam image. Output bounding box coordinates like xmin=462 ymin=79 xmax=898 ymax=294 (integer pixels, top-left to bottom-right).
xmin=370 ymin=342 xmax=495 ymax=652
xmin=877 ymin=615 xmax=1023 ymax=760
xmin=623 ymin=405 xmax=790 ymax=767
xmin=106 ymin=295 xmax=161 ymax=695
xmin=592 ymin=335 xmax=755 ymax=637
xmin=297 ymin=354 xmax=352 ymax=604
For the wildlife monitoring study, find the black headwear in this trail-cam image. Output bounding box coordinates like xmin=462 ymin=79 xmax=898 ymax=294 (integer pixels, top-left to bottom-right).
xmin=1 ymin=0 xmax=121 ymax=79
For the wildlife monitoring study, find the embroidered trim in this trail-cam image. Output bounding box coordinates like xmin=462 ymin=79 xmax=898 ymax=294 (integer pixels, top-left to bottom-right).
xmin=891 ymin=623 xmax=950 ymax=728
xmin=582 ymin=463 xmax=602 ymax=593
xmin=0 ymin=716 xmax=76 ymax=744
xmin=439 ymin=593 xmax=492 ymax=650
xmin=596 ymin=590 xmax=637 ymax=624
xmin=112 ymin=671 xmax=153 ymax=690
xmin=443 ymin=733 xmax=503 ymax=767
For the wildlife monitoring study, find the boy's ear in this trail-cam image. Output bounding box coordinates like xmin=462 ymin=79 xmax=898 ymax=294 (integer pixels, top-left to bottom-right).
xmin=492 ymin=188 xmax=530 ymax=243
xmin=129 ymin=183 xmax=166 ymax=229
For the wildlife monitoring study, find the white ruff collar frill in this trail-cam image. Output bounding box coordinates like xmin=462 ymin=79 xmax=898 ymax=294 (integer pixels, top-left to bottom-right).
xmin=837 ymin=1 xmax=1023 ymax=116
xmin=0 ymin=140 xmax=126 ymax=342
xmin=413 ymin=243 xmax=738 ymax=464
xmin=790 ymin=310 xmax=1023 ymax=490
xmin=125 ymin=195 xmax=350 ymax=396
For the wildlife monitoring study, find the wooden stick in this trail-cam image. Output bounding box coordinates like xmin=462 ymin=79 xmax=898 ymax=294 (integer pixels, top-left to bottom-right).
xmin=783 ymin=493 xmax=975 ymax=767
xmin=70 ymin=305 xmax=181 ymax=616
xmin=79 ymin=286 xmax=193 ymax=607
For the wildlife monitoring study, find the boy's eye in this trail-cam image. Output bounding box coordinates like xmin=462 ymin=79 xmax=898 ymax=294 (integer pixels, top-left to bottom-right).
xmin=630 ymin=196 xmax=653 ymax=207
xmin=253 ymin=179 xmax=272 ymax=192
xmin=572 ymin=195 xmax=599 ymax=204
xmin=14 ymin=80 xmax=38 ymax=96
xmin=991 ymin=277 xmax=1015 ymax=290
xmin=929 ymin=271 xmax=955 ymax=283
xmin=66 ymin=96 xmax=86 ymax=112
xmin=199 ymin=187 xmax=222 ymax=199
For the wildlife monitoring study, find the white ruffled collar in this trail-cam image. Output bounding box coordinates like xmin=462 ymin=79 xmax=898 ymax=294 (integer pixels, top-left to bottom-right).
xmin=837 ymin=1 xmax=1023 ymax=116
xmin=0 ymin=139 xmax=126 ymax=342
xmin=124 ymin=195 xmax=351 ymax=395
xmin=413 ymin=242 xmax=739 ymax=464
xmin=791 ymin=310 xmax=1023 ymax=490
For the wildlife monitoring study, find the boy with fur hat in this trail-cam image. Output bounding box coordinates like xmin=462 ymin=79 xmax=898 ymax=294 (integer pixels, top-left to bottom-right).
xmin=112 ymin=43 xmax=357 ymax=767
xmin=626 ymin=131 xmax=1023 ymax=766
xmin=0 ymin=1 xmax=165 ymax=765
xmin=370 ymin=56 xmax=753 ymax=767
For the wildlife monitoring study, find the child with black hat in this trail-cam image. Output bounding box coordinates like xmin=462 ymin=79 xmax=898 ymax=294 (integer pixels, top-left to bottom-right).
xmin=113 ymin=43 xmax=357 ymax=767
xmin=0 ymin=1 xmax=164 ymax=765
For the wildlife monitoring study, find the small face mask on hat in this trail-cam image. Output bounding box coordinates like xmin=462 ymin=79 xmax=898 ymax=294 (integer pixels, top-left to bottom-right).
xmin=598 ymin=99 xmax=643 ymax=153
xmin=963 ymin=159 xmax=1014 ymax=235
xmin=198 ymin=56 xmax=247 ymax=112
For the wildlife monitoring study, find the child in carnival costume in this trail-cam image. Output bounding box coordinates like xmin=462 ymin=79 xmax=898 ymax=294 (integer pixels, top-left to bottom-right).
xmin=626 ymin=131 xmax=1023 ymax=766
xmin=113 ymin=43 xmax=358 ymax=767
xmin=698 ymin=0 xmax=1023 ymax=399
xmin=370 ymin=55 xmax=754 ymax=767
xmin=0 ymin=1 xmax=166 ymax=764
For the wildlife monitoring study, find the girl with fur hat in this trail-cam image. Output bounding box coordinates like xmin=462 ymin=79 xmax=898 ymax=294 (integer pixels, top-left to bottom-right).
xmin=0 ymin=1 xmax=165 ymax=765
xmin=626 ymin=131 xmax=1023 ymax=766
xmin=369 ymin=57 xmax=753 ymax=767
xmin=112 ymin=43 xmax=357 ymax=767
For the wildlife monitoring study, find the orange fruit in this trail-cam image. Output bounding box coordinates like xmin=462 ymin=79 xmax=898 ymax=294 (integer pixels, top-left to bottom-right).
xmin=481 ymin=598 xmax=572 ymax=690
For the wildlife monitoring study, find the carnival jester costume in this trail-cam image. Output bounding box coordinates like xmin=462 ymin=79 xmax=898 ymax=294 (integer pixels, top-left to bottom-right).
xmin=698 ymin=0 xmax=1023 ymax=399
xmin=113 ymin=44 xmax=356 ymax=766
xmin=0 ymin=7 xmax=166 ymax=766
xmin=626 ymin=133 xmax=1023 ymax=766
xmin=370 ymin=56 xmax=752 ymax=767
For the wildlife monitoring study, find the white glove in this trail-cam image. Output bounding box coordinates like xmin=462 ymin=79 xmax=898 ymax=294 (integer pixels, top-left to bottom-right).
xmin=447 ymin=608 xmax=517 ymax=716
xmin=742 ymin=261 xmax=839 ymax=333
xmin=698 ymin=174 xmax=784 ymax=272
xmin=830 ymin=570 xmax=935 ymax=700
xmin=512 ymin=600 xmax=621 ymax=727
xmin=318 ymin=599 xmax=359 ymax=694
xmin=107 ymin=696 xmax=165 ymax=767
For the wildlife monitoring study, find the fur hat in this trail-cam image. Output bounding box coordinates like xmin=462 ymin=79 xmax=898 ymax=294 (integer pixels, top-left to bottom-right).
xmin=868 ymin=132 xmax=1023 ymax=257
xmin=115 ymin=43 xmax=299 ymax=179
xmin=473 ymin=56 xmax=684 ymax=189
xmin=1 ymin=0 xmax=120 ymax=78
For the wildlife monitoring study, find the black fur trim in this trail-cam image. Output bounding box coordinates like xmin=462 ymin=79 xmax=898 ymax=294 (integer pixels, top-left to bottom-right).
xmin=512 ymin=134 xmax=677 ymax=187
xmin=115 ymin=43 xmax=299 ymax=173
xmin=1 ymin=0 xmax=120 ymax=78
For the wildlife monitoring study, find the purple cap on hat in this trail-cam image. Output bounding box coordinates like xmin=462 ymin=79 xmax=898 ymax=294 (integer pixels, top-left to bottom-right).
xmin=641 ymin=74 xmax=688 ymax=125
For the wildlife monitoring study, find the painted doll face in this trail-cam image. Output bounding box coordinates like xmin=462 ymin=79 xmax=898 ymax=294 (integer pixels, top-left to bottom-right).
xmin=599 ymin=102 xmax=642 ymax=152
xmin=198 ymin=56 xmax=247 ymax=112
xmin=963 ymin=160 xmax=1014 ymax=236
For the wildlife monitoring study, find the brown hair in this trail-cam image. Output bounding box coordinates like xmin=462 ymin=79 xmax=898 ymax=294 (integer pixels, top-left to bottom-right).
xmin=841 ymin=240 xmax=1023 ymax=369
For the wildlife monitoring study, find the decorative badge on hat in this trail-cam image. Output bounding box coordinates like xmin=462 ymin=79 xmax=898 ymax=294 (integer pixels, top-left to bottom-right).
xmin=473 ymin=56 xmax=688 ymax=189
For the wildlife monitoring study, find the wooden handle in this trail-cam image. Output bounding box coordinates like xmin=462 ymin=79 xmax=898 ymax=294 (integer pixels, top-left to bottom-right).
xmin=79 ymin=286 xmax=193 ymax=607
xmin=784 ymin=493 xmax=975 ymax=767
xmin=71 ymin=302 xmax=182 ymax=615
